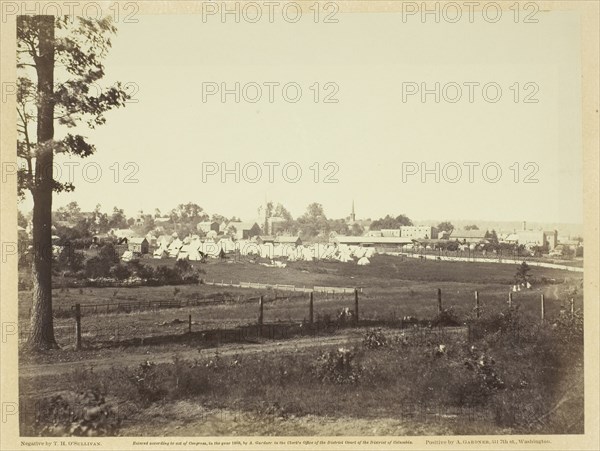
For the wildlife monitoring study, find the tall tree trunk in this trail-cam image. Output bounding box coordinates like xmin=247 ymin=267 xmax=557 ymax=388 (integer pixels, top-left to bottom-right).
xmin=27 ymin=16 xmax=57 ymax=350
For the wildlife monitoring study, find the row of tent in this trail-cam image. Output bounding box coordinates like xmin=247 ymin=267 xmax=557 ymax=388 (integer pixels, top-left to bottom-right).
xmin=151 ymin=238 xmax=375 ymax=264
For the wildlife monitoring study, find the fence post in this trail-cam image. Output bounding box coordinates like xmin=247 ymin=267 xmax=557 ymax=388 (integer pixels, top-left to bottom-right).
xmin=508 ymin=292 xmax=512 ymax=309
xmin=354 ymin=288 xmax=359 ymax=325
xmin=570 ymin=297 xmax=574 ymax=318
xmin=75 ymin=303 xmax=82 ymax=350
xmin=437 ymin=288 xmax=442 ymax=314
xmin=258 ymin=296 xmax=264 ymax=326
xmin=474 ymin=291 xmax=480 ymax=319
xmin=188 ymin=314 xmax=192 ymax=334
xmin=540 ymin=294 xmax=545 ymax=322
xmin=309 ymin=292 xmax=314 ymax=325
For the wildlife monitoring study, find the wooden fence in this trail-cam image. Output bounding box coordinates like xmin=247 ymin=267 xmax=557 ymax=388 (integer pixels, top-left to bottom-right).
xmin=205 ymin=280 xmax=362 ymax=294
xmin=19 ymin=288 xmax=576 ymax=349
xmin=400 ymin=251 xmax=584 ymax=273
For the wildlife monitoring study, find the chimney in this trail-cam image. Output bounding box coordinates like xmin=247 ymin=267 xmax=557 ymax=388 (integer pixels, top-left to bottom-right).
xmin=522 ymin=221 xmax=527 ymax=231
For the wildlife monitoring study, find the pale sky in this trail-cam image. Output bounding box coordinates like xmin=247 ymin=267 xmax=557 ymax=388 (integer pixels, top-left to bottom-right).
xmin=20 ymin=10 xmax=583 ymax=224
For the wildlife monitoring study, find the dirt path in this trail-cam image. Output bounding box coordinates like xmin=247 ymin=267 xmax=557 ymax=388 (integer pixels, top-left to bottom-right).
xmin=19 ymin=333 xmax=361 ymax=379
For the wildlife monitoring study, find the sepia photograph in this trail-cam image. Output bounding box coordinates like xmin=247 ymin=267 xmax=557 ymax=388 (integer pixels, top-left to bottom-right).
xmin=1 ymin=1 xmax=598 ymax=450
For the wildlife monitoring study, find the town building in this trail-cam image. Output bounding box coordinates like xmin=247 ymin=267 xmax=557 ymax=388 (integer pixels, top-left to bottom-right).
xmin=129 ymin=237 xmax=149 ymax=255
xmin=376 ymin=226 xmax=437 ymax=239
xmin=266 ymin=217 xmax=287 ymax=235
xmin=197 ymin=221 xmax=220 ymax=234
xmin=275 ymin=236 xmax=302 ymax=246
xmin=226 ymin=221 xmax=262 ymax=240
xmin=518 ymin=230 xmax=558 ymax=249
xmin=256 ymin=235 xmax=275 ymax=245
xmin=400 ymin=226 xmax=437 ymax=240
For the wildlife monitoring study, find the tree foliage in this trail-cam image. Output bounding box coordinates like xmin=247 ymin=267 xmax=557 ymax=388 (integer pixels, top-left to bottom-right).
xmin=369 ymin=214 xmax=413 ymax=230
xmin=437 ymin=221 xmax=455 ymax=234
xmin=297 ymin=203 xmax=329 ymax=239
xmin=514 ymin=262 xmax=532 ymax=285
xmin=484 ymin=229 xmax=499 ymax=245
xmin=17 ymin=16 xmax=129 ymax=198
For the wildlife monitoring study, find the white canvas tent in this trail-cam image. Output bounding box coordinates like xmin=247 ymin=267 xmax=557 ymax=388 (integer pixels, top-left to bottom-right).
xmin=121 ymin=250 xmax=136 ymax=262
xmin=201 ymin=241 xmax=221 ymax=257
xmin=259 ymin=243 xmax=274 ymax=259
xmin=220 ymin=238 xmax=236 ymax=253
xmin=156 ymin=234 xmax=174 ymax=249
xmin=187 ymin=240 xmax=204 ymax=261
xmin=177 ymin=244 xmax=192 ymax=260
xmin=357 ymin=256 xmax=370 ymax=265
xmin=301 ymin=246 xmax=315 ymax=261
xmin=153 ymin=246 xmax=168 ymax=259
xmin=353 ymin=247 xmax=367 ymax=258
xmin=168 ymin=238 xmax=183 ymax=258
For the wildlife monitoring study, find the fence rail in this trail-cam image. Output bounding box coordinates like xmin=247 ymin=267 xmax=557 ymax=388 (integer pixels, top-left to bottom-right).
xmin=205 ymin=280 xmax=361 ymax=294
xmin=400 ymin=252 xmax=584 ymax=273
xmin=18 ymin=288 xmax=576 ymax=349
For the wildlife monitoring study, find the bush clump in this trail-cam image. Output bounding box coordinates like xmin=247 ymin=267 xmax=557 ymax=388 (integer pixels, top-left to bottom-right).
xmin=127 ymin=358 xmax=209 ymax=406
xmin=362 ymin=328 xmax=388 ymax=349
xmin=313 ymin=347 xmax=361 ymax=384
xmin=431 ymin=307 xmax=461 ymax=327
xmin=21 ymin=389 xmax=121 ymax=437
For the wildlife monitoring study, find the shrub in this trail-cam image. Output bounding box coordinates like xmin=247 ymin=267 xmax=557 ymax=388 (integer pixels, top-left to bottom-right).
xmin=175 ymin=259 xmax=192 ymax=272
xmin=130 ymin=262 xmax=155 ymax=280
xmin=154 ymin=265 xmax=181 ymax=285
xmin=98 ymin=243 xmax=120 ymax=264
xmin=463 ymin=351 xmax=505 ymax=391
xmin=125 ymin=358 xmax=210 ymax=406
xmin=21 ymin=389 xmax=121 ymax=437
xmin=313 ymin=347 xmax=361 ymax=384
xmin=84 ymin=256 xmax=112 ymax=279
xmin=170 ymin=356 xmax=210 ymax=398
xmin=469 ymin=307 xmax=523 ymax=342
xmin=129 ymin=361 xmax=169 ymax=404
xmin=362 ymin=328 xmax=388 ymax=349
xmin=431 ymin=307 xmax=461 ymax=327
xmin=56 ymin=245 xmax=85 ymax=272
xmin=514 ymin=261 xmax=532 ymax=284
xmin=109 ymin=264 xmax=132 ymax=280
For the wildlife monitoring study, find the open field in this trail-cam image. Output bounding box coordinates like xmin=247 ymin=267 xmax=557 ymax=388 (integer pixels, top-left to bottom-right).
xmin=17 ymin=255 xmax=582 ymax=351
xmin=18 ymin=254 xmax=584 ymax=436
xmin=20 ymin=254 xmax=582 ymax=314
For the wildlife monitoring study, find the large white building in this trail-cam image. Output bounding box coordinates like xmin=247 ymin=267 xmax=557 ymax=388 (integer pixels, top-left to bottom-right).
xmin=400 ymin=226 xmax=437 ymax=240
xmin=367 ymin=226 xmax=437 ymax=240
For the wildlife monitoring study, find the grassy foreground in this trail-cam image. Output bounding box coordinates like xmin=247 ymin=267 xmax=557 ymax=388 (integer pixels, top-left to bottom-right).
xmin=19 ymin=306 xmax=583 ymax=436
